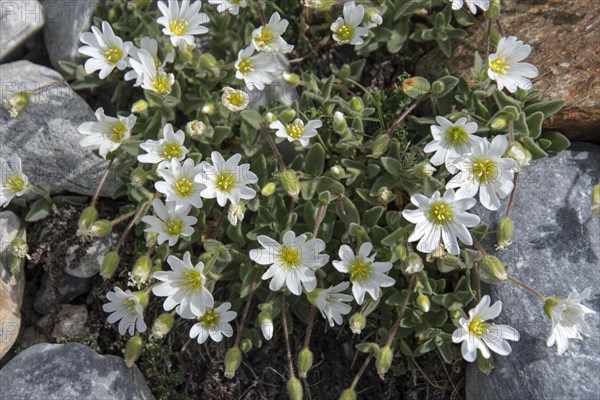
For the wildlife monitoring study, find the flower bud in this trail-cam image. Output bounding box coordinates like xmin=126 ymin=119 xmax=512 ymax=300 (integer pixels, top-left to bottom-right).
xmin=376 ymin=346 xmax=393 ymax=380
xmin=339 ymin=64 xmax=351 ymax=79
xmin=491 ymin=116 xmax=508 ymax=130
xmin=228 ymin=202 xmax=245 ymax=226
xmin=186 ymin=120 xmax=207 ymax=138
xmin=402 ymin=77 xmax=431 ymax=99
xmin=151 ymin=312 xmax=174 ymax=340
xmin=199 ymin=53 xmax=219 ymax=76
xmin=414 ymin=162 xmax=436 ymax=178
xmin=78 ymin=206 xmax=98 ymax=231
xmin=480 ymin=255 xmax=508 ymax=283
xmin=130 ymin=255 xmax=152 ymax=288
xmin=371 ymin=134 xmax=390 ymax=158
xmin=333 ymin=111 xmax=348 ymax=134
xmin=90 ymin=220 xmax=113 ymax=238
xmin=124 ymin=335 xmax=143 ymax=368
xmin=430 ymin=80 xmax=445 ymax=97
xmin=278 ymin=109 xmax=296 ymax=123
xmin=395 ymin=244 xmax=408 ymax=262
xmin=451 ymin=309 xmax=461 ymax=319
xmin=261 ymin=182 xmax=277 ymax=197
xmin=496 ymin=217 xmax=513 ymax=250
xmin=131 ymin=99 xmax=148 ymax=113
xmin=265 ymin=112 xmax=277 ymax=124
xmin=3 ymin=91 xmax=30 ymax=118
xmin=10 ymin=238 xmax=28 ymax=259
xmin=282 ymin=72 xmax=300 ymax=85
xmin=304 ymin=0 xmax=335 ymax=12
xmin=592 ymin=184 xmax=600 ymax=217
xmin=297 ymin=347 xmax=314 ymax=378
xmin=241 ymin=338 xmax=253 ymax=353
xmin=330 ymin=165 xmax=345 ymax=179
xmin=417 ymin=292 xmax=430 ymax=313
xmin=377 ymin=186 xmax=394 ymax=204
xmin=405 ymin=253 xmax=424 ymax=274
xmin=504 ymin=106 xmax=519 ymax=121
xmin=130 ymin=167 xmax=146 ymax=187
xmin=340 ymin=388 xmax=357 ymax=400
xmin=281 ymin=170 xmax=300 ymax=199
xmin=506 ymin=142 xmax=530 ymax=170
xmin=286 ymin=377 xmax=303 ymax=400
xmin=349 ymin=312 xmax=366 ymax=334
xmin=350 ymin=97 xmax=363 ymax=112
xmin=485 ymin=0 xmax=501 ymax=20
xmin=224 ymin=346 xmax=242 ymax=378
xmin=100 ymin=251 xmax=120 ymax=279
xmin=259 ymin=311 xmax=274 ymax=340
xmin=202 ymin=103 xmax=215 ymax=115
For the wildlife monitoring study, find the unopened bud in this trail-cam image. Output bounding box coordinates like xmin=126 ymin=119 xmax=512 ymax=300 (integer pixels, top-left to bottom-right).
xmin=333 ymin=111 xmax=348 ymax=134
xmin=265 ymin=112 xmax=277 ymax=124
xmin=90 ymin=220 xmax=113 ymax=238
xmin=377 ymin=186 xmax=393 ymax=204
xmin=480 ymin=255 xmax=508 ymax=283
xmin=415 ymin=162 xmax=436 ymax=177
xmin=592 ymin=184 xmax=600 ymax=217
xmin=202 ymin=103 xmax=215 ymax=115
xmin=241 ymin=338 xmax=253 ymax=353
xmin=281 ymin=170 xmax=300 ymax=199
xmin=304 ymin=0 xmax=335 ymax=12
xmin=417 ymin=292 xmax=430 ymax=313
xmin=130 ymin=255 xmax=152 ymax=288
xmin=506 ymin=142 xmax=530 ymax=170
xmin=340 ymin=388 xmax=357 ymax=400
xmin=287 ymin=377 xmax=303 ymax=400
xmin=491 ymin=116 xmax=508 ymax=130
xmin=100 ymin=251 xmax=120 ymax=279
xmin=131 ymin=99 xmax=148 ymax=113
xmin=78 ymin=206 xmax=98 ymax=231
xmin=376 ymin=346 xmax=393 ymax=380
xmin=405 ymin=253 xmax=424 ymax=274
xmin=430 ymin=80 xmax=445 ymax=97
xmin=496 ymin=217 xmax=513 ymax=250
xmin=297 ymin=347 xmax=314 ymax=378
xmin=349 ymin=312 xmax=366 ymax=334
xmin=151 ymin=312 xmax=174 ymax=340
xmin=278 ymin=109 xmax=296 ymax=123
xmin=3 ymin=91 xmax=30 ymax=118
xmin=259 ymin=311 xmax=274 ymax=340
xmin=330 ymin=165 xmax=345 ymax=179
xmin=199 ymin=53 xmax=219 ymax=75
xmin=485 ymin=0 xmax=501 ymax=20
xmin=371 ymin=134 xmax=390 ymax=158
xmin=402 ymin=77 xmax=431 ymax=99
xmin=282 ymin=72 xmax=300 ymax=85
xmin=261 ymin=182 xmax=277 ymax=197
xmin=339 ymin=64 xmax=351 ymax=79
xmin=186 ymin=120 xmax=206 ymax=138
xmin=124 ymin=335 xmax=143 ymax=368
xmin=350 ymin=97 xmax=363 ymax=112
xmin=130 ymin=167 xmax=146 ymax=187
xmin=395 ymin=244 xmax=408 ymax=262
xmin=224 ymin=346 xmax=242 ymax=378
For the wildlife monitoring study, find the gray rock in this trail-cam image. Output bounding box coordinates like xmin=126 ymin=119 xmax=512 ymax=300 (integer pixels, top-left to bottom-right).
xmin=0 ymin=0 xmax=44 ymax=61
xmin=64 ymin=232 xmax=117 ymax=278
xmin=0 ymin=60 xmax=119 ymax=196
xmin=36 ymin=304 xmax=89 ymax=338
xmin=467 ymin=142 xmax=600 ymax=399
xmin=0 ymin=211 xmax=25 ymax=360
xmin=0 ymin=342 xmax=155 ymax=400
xmin=42 ymin=0 xmax=101 ymax=71
xmin=34 ymin=272 xmax=91 ymax=315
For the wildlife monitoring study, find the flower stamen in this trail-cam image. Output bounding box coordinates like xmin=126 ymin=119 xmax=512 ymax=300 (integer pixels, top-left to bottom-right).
xmin=428 ymin=201 xmax=454 ymax=225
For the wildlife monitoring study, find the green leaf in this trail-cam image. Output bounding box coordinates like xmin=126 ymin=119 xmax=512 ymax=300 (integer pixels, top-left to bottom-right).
xmin=522 ymin=137 xmax=548 ymax=159
xmin=470 ymin=224 xmax=488 ymax=242
xmin=541 ymin=131 xmax=571 ymax=152
xmin=304 ymin=144 xmax=325 ymax=176
xmin=493 ymin=90 xmax=521 ymax=109
xmin=316 ymin=176 xmax=344 ymax=195
xmin=526 ymin=111 xmax=544 ymax=139
xmin=438 ymin=342 xmax=454 ymax=364
xmin=363 ymin=206 xmax=384 ymax=227
xmin=240 ymin=110 xmax=262 ymax=130
xmin=25 ymin=198 xmax=53 ymax=222
xmin=380 ymin=157 xmax=403 ymax=175
xmin=355 ymin=342 xmax=380 ymax=354
xmin=431 ymin=76 xmax=459 ymax=98
xmin=414 ymin=339 xmax=436 ymax=357
xmin=523 ymin=100 xmax=565 ymax=119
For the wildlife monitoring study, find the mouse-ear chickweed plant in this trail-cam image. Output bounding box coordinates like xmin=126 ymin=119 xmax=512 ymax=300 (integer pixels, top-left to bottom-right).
xmin=2 ymin=0 xmax=595 ymax=398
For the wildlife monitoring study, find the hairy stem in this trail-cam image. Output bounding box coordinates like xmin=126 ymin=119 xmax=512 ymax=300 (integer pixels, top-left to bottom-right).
xmin=91 ymin=158 xmax=114 ymax=208
xmin=385 ymin=273 xmax=417 ymax=348
xmin=280 ymin=293 xmax=296 ymax=379
xmin=114 ymin=199 xmax=151 ymax=253
xmin=388 ymin=94 xmax=430 ymax=134
xmin=505 ymin=172 xmax=519 ymax=219
xmin=508 ymin=276 xmax=545 ymax=301
xmin=260 ymin=123 xmax=286 ymax=172
xmin=234 ymin=270 xmax=260 ymax=348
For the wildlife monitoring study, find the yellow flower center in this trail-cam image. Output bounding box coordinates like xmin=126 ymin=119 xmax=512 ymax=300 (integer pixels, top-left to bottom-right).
xmin=237 ymin=58 xmax=254 ymax=74
xmin=254 ymin=27 xmax=275 ymax=47
xmin=198 ymin=308 xmax=219 ymax=328
xmin=286 ymin=122 xmax=304 ymax=139
xmin=349 ymin=258 xmax=372 ymax=283
xmin=182 ymin=269 xmax=203 ymax=291
xmin=170 ymin=19 xmax=189 ymax=35
xmin=104 ymin=47 xmax=123 ymax=64
xmin=162 ymin=142 xmax=182 ymax=159
xmin=215 ymin=172 xmax=235 ymax=192
xmin=110 ymin=122 xmax=128 ymax=142
xmin=468 ymin=316 xmax=488 ymax=339
xmin=445 ymin=126 xmax=470 ymax=147
xmin=165 ymin=218 xmax=184 ymax=236
xmin=226 ymin=92 xmax=246 ymax=107
xmin=5 ymin=174 xmax=25 ymax=193
xmin=336 ymin=23 xmax=355 ymax=42
xmin=152 ymin=73 xmax=172 ymax=95
xmin=279 ymin=246 xmax=301 ymax=269
xmin=173 ymin=177 xmax=194 ymax=198
xmin=428 ymin=201 xmax=454 ymax=225
xmin=490 ymin=56 xmax=509 ymax=74
xmin=472 ymin=158 xmax=498 ymax=184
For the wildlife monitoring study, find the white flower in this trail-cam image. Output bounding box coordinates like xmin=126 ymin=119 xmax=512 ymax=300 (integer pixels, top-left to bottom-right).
xmin=235 ymin=46 xmax=277 ymax=91
xmin=78 ymin=108 xmax=136 ymax=159
xmin=363 ymin=8 xmax=383 ymax=29
xmin=125 ymin=36 xmax=175 ymax=87
xmin=185 ymin=120 xmax=206 ymax=138
xmin=450 ymin=0 xmax=489 ymax=14
xmin=250 ymin=231 xmax=329 ymax=295
xmin=199 ymin=151 xmax=258 ymax=207
xmin=488 ymin=36 xmax=539 ymax=93
xmin=545 ymin=288 xmax=596 ymax=355
xmin=221 ymin=86 xmax=250 ymax=112
xmin=1 ymin=154 xmax=30 ymax=207
xmin=103 ymin=287 xmax=147 ymax=335
xmin=259 ymin=312 xmax=274 ymax=340
xmin=141 ymin=199 xmax=197 ymax=246
xmin=424 ymin=116 xmax=481 ymax=174
xmin=152 ymin=251 xmax=214 ymax=318
xmin=330 ymin=1 xmax=369 ymax=45
xmin=312 ymin=282 xmax=353 ymax=327
xmin=157 ymin=0 xmax=209 ymax=48
xmin=446 ymin=135 xmax=517 ymax=211
xmin=227 ymin=202 xmax=245 ymax=226
xmin=127 ymin=48 xmax=175 ymax=95
xmin=251 ymin=12 xmax=294 ymax=54
xmin=452 ymin=295 xmax=519 ymax=362
xmin=78 ymin=21 xmax=132 ymax=79
xmin=270 ymin=118 xmax=322 ymax=147
xmin=208 ymin=0 xmax=247 ymax=15
xmin=155 ymin=158 xmax=206 ymax=211
xmin=402 ymin=189 xmax=480 ymax=256
xmin=333 ymin=243 xmax=395 ymax=305
xmin=190 ymin=302 xmax=237 ymax=344
xmin=138 ymin=123 xmax=188 ymax=167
